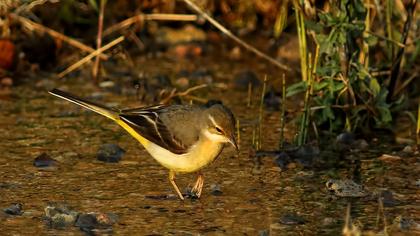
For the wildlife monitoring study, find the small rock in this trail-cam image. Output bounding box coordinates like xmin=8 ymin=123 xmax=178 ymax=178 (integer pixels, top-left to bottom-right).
xmin=175 ymin=77 xmax=189 ymax=88
xmin=336 ymin=132 xmax=355 ymax=145
xmin=378 ymin=154 xmax=401 ymax=162
xmin=99 ymin=80 xmax=115 ymax=89
xmin=210 ymin=184 xmax=222 ymax=196
xmin=352 ymin=139 xmax=369 ymax=150
xmin=229 ymin=46 xmax=241 ymax=60
xmin=263 ymin=89 xmax=282 ymax=111
xmin=34 ymin=153 xmax=57 ymax=167
xmin=205 ymin=99 xmax=223 ymax=108
xmin=75 ymin=212 xmax=118 ymax=232
xmin=392 ymin=216 xmax=418 ymax=231
xmin=322 ymin=217 xmax=336 ymax=226
xmin=233 ymin=70 xmax=260 ymax=90
xmin=291 ymin=145 xmax=319 ymax=167
xmin=44 ymin=203 xmax=79 ymax=228
xmin=3 ymin=203 xmax=23 ymax=215
xmin=97 ymin=144 xmax=125 ymax=163
xmin=54 ymin=151 xmax=79 ymax=164
xmin=279 ymin=213 xmax=306 ymax=225
xmin=380 ymin=190 xmax=399 ymax=207
xmin=326 ymin=179 xmax=369 ymax=197
xmin=1 ymin=77 xmax=13 ymax=87
xmin=258 ymin=229 xmax=269 ymax=236
xmin=274 ymin=152 xmax=291 ymax=171
xmin=402 ymin=145 xmax=413 ymax=154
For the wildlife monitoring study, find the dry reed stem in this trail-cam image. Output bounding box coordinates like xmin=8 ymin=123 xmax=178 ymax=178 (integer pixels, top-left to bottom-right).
xmin=58 ymin=36 xmax=124 ymax=78
xmin=160 ymin=84 xmax=208 ymax=104
xmin=247 ymin=82 xmax=252 ymax=107
xmin=236 ymin=119 xmax=240 ymax=151
xmin=182 ymin=0 xmax=291 ymax=72
xmin=280 ymin=73 xmax=286 ymax=149
xmin=92 ymin=0 xmax=106 ymax=82
xmin=14 ymin=0 xmax=59 ymax=14
xmin=257 ymin=75 xmax=268 ymax=150
xmin=10 ymin=14 xmax=109 ymax=60
xmin=103 ymin=14 xmax=198 ymax=36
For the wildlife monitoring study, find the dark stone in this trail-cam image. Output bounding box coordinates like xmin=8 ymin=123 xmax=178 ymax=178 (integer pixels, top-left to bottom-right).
xmin=97 ymin=144 xmax=125 ymax=163
xmin=156 ymin=207 xmax=168 ymax=213
xmin=3 ymin=203 xmax=23 ymax=215
xmin=205 ymin=99 xmax=223 ymax=108
xmin=380 ymin=190 xmax=399 ymax=207
xmin=336 ymin=132 xmax=355 ymax=145
xmin=75 ymin=212 xmax=118 ymax=232
xmin=279 ymin=213 xmax=307 ymax=225
xmin=290 ymin=145 xmax=319 ymax=168
xmin=210 ymin=184 xmax=223 ymax=196
xmin=259 ymin=230 xmax=269 ymax=236
xmin=274 ymin=152 xmax=291 ymax=171
xmin=233 ymin=70 xmax=260 ymax=90
xmin=34 ymin=153 xmax=57 ymax=167
xmin=263 ymin=89 xmax=282 ymax=111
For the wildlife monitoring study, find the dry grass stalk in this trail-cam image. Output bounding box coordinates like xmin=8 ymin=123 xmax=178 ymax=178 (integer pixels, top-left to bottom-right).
xmin=182 ymin=0 xmax=291 ymax=72
xmin=159 ymin=84 xmax=208 ymax=104
xmin=10 ymin=14 xmax=109 ymax=60
xmin=103 ymin=13 xmax=198 ymax=36
xmin=58 ymin=36 xmax=124 ymax=78
xmin=92 ymin=0 xmax=106 ymax=82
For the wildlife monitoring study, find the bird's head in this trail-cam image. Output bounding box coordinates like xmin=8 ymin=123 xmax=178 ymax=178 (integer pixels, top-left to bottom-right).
xmin=202 ymin=104 xmax=238 ymax=151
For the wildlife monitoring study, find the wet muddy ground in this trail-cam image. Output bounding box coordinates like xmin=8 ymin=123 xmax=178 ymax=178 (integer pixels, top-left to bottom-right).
xmin=0 ymin=55 xmax=419 ymax=235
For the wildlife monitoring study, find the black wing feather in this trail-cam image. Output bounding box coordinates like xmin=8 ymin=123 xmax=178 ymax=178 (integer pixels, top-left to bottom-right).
xmin=119 ymin=112 xmax=188 ymax=154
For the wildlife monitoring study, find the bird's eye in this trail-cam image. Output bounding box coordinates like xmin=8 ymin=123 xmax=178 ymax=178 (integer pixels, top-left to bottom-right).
xmin=215 ymin=127 xmax=223 ymax=134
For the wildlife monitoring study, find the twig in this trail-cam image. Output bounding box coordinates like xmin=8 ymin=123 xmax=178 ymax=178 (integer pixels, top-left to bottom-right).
xmin=10 ymin=14 xmax=109 ymax=60
xmin=247 ymin=82 xmax=252 ymax=107
xmin=387 ymin=0 xmax=417 ymax=102
xmin=14 ymin=0 xmax=59 ymax=14
xmin=58 ymin=36 xmax=124 ymax=78
xmin=366 ymin=30 xmax=405 ymax=48
xmin=257 ymin=75 xmax=268 ymax=150
xmin=103 ymin=13 xmax=198 ymax=36
xmin=182 ymin=0 xmax=291 ymax=72
xmin=160 ymin=84 xmax=208 ymax=104
xmin=280 ymin=73 xmax=286 ymax=149
xmin=92 ymin=0 xmax=107 ymax=82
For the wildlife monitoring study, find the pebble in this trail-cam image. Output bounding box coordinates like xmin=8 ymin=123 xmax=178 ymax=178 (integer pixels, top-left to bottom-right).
xmin=392 ymin=216 xmax=418 ymax=231
xmin=378 ymin=154 xmax=401 ymax=162
xmin=75 ymin=212 xmax=118 ymax=232
xmin=263 ymin=89 xmax=282 ymax=111
xmin=274 ymin=152 xmax=291 ymax=171
xmin=402 ymin=145 xmax=413 ymax=154
xmin=3 ymin=203 xmax=23 ymax=215
xmin=233 ymin=70 xmax=260 ymax=90
xmin=34 ymin=153 xmax=57 ymax=167
xmin=336 ymin=132 xmax=355 ymax=145
xmin=44 ymin=203 xmax=79 ymax=228
xmin=258 ymin=229 xmax=269 ymax=236
xmin=279 ymin=213 xmax=306 ymax=225
xmin=322 ymin=217 xmax=336 ymax=226
xmin=325 ymin=179 xmax=369 ymax=197
xmin=210 ymin=184 xmax=223 ymax=196
xmin=380 ymin=190 xmax=399 ymax=207
xmin=97 ymin=144 xmax=125 ymax=163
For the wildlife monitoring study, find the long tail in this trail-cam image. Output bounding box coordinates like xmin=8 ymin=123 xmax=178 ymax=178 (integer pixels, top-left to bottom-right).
xmin=49 ymin=88 xmax=119 ymax=121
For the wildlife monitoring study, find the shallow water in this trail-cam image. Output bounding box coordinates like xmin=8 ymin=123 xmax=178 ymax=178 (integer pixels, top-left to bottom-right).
xmin=0 ymin=66 xmax=419 ymax=235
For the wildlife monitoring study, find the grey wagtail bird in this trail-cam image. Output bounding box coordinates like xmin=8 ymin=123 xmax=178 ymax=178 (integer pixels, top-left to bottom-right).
xmin=49 ymin=88 xmax=238 ymax=200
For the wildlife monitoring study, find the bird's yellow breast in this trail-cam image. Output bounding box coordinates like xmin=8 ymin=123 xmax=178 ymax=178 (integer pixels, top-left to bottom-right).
xmin=116 ymin=119 xmax=223 ymax=173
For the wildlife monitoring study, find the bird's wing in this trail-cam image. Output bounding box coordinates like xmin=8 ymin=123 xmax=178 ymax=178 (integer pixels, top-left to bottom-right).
xmin=119 ymin=106 xmax=191 ymax=154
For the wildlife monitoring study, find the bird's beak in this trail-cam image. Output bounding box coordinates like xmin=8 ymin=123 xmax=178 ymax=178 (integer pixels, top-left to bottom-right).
xmin=228 ymin=135 xmax=239 ymax=153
